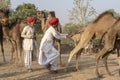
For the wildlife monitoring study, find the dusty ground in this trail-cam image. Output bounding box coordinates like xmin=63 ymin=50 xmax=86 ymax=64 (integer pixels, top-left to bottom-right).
xmin=0 ymin=42 xmax=120 ymax=80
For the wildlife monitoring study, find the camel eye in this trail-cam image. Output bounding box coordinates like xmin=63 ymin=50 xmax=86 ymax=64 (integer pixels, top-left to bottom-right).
xmin=1 ymin=19 xmax=5 ymax=24
xmin=1 ymin=18 xmax=8 ymax=24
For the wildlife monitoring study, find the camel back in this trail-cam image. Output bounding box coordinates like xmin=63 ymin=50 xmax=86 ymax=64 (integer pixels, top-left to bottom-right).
xmin=110 ymin=19 xmax=120 ymax=37
xmin=85 ymin=11 xmax=118 ymax=39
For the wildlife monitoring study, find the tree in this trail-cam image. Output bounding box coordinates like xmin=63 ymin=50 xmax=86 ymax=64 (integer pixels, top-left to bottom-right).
xmin=10 ymin=3 xmax=36 ymax=21
xmin=0 ymin=0 xmax=10 ymax=9
xmin=63 ymin=23 xmax=82 ymax=33
xmin=107 ymin=9 xmax=120 ymax=19
xmin=69 ymin=0 xmax=97 ymax=26
xmin=9 ymin=3 xmax=42 ymax=33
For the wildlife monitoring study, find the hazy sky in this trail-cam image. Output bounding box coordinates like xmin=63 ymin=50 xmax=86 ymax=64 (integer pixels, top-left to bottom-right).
xmin=11 ymin=0 xmax=120 ymax=25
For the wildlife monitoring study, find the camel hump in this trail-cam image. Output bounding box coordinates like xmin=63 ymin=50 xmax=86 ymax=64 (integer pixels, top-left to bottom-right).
xmin=94 ymin=11 xmax=114 ymax=23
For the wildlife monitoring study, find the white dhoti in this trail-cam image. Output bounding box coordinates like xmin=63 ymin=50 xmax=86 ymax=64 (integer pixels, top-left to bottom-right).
xmin=24 ymin=50 xmax=32 ymax=69
xmin=39 ymin=45 xmax=59 ymax=70
xmin=38 ymin=26 xmax=67 ymax=70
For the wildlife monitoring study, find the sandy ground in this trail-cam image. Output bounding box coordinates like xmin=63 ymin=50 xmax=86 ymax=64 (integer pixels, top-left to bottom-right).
xmin=0 ymin=42 xmax=120 ymax=80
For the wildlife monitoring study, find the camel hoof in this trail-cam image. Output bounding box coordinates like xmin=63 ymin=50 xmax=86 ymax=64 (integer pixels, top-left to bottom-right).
xmin=76 ymin=69 xmax=80 ymax=72
xmin=59 ymin=62 xmax=63 ymax=67
xmin=59 ymin=64 xmax=63 ymax=67
xmin=96 ymin=72 xmax=103 ymax=78
xmin=64 ymin=68 xmax=68 ymax=72
xmin=97 ymin=74 xmax=103 ymax=78
xmin=118 ymin=69 xmax=120 ymax=76
xmin=108 ymin=72 xmax=113 ymax=76
xmin=3 ymin=59 xmax=6 ymax=62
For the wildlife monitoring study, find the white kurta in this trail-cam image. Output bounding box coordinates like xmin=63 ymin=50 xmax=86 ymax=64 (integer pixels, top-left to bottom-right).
xmin=21 ymin=25 xmax=35 ymax=50
xmin=21 ymin=25 xmax=36 ymax=69
xmin=38 ymin=26 xmax=67 ymax=69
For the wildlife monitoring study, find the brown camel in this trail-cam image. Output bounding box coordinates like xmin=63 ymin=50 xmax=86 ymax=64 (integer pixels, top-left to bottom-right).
xmin=0 ymin=8 xmax=9 ymax=62
xmin=37 ymin=11 xmax=62 ymax=65
xmin=0 ymin=9 xmax=24 ymax=64
xmin=95 ymin=19 xmax=120 ymax=77
xmin=0 ymin=21 xmax=5 ymax=62
xmin=66 ymin=11 xmax=118 ymax=74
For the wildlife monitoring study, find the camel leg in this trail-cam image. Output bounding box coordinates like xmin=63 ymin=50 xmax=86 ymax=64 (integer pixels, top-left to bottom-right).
xmin=12 ymin=41 xmax=18 ymax=65
xmin=0 ymin=41 xmax=6 ymax=62
xmin=95 ymin=47 xmax=110 ymax=77
xmin=95 ymin=53 xmax=101 ymax=77
xmin=17 ymin=41 xmax=22 ymax=64
xmin=15 ymin=43 xmax=19 ymax=65
xmin=116 ymin=49 xmax=120 ymax=68
xmin=118 ymin=56 xmax=120 ymax=76
xmin=8 ymin=39 xmax=14 ymax=62
xmin=66 ymin=30 xmax=94 ymax=71
xmin=66 ymin=47 xmax=83 ymax=72
xmin=102 ymin=53 xmax=112 ymax=76
xmin=57 ymin=40 xmax=62 ymax=66
xmin=75 ymin=50 xmax=82 ymax=71
xmin=75 ymin=49 xmax=83 ymax=71
xmin=65 ymin=50 xmax=76 ymax=72
xmin=11 ymin=46 xmax=14 ymax=62
xmin=117 ymin=48 xmax=120 ymax=58
xmin=96 ymin=31 xmax=116 ymax=77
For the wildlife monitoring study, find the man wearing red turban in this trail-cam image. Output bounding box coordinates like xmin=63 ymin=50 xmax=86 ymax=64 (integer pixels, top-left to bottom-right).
xmin=27 ymin=17 xmax=36 ymax=23
xmin=38 ymin=18 xmax=68 ymax=73
xmin=21 ymin=16 xmax=37 ymax=72
xmin=49 ymin=18 xmax=59 ymax=26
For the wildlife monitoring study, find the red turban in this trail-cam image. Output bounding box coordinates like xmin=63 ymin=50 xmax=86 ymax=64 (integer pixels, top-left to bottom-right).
xmin=49 ymin=18 xmax=59 ymax=26
xmin=27 ymin=17 xmax=36 ymax=23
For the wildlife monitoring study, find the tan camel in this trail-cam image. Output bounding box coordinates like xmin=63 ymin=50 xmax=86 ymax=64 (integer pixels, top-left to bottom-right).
xmin=69 ymin=31 xmax=93 ymax=55
xmin=0 ymin=9 xmax=24 ymax=64
xmin=68 ymin=32 xmax=81 ymax=46
xmin=95 ymin=19 xmax=120 ymax=77
xmin=66 ymin=11 xmax=118 ymax=73
xmin=37 ymin=11 xmax=62 ymax=65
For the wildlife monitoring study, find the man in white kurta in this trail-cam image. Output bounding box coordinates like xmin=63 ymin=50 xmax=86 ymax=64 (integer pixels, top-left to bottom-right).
xmin=21 ymin=17 xmax=36 ymax=72
xmin=38 ymin=18 xmax=67 ymax=72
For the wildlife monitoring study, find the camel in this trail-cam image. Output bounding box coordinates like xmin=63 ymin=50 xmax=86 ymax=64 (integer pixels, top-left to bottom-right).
xmin=96 ymin=19 xmax=120 ymax=77
xmin=69 ymin=31 xmax=93 ymax=55
xmin=0 ymin=8 xmax=9 ymax=62
xmin=66 ymin=11 xmax=118 ymax=74
xmin=0 ymin=22 xmax=5 ymax=62
xmin=37 ymin=11 xmax=62 ymax=65
xmin=0 ymin=8 xmax=25 ymax=64
xmin=68 ymin=32 xmax=81 ymax=46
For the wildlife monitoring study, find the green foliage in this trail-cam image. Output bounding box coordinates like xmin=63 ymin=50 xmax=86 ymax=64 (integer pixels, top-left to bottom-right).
xmin=62 ymin=23 xmax=84 ymax=46
xmin=0 ymin=0 xmax=10 ymax=9
xmin=107 ymin=9 xmax=120 ymax=19
xmin=9 ymin=3 xmax=36 ymax=22
xmin=62 ymin=23 xmax=83 ymax=33
xmin=9 ymin=3 xmax=42 ymax=33
xmin=61 ymin=38 xmax=75 ymax=47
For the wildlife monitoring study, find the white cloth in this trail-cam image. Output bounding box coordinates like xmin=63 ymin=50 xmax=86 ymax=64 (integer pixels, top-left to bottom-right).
xmin=21 ymin=25 xmax=37 ymax=69
xmin=24 ymin=50 xmax=32 ymax=69
xmin=38 ymin=26 xmax=67 ymax=70
xmin=21 ymin=25 xmax=35 ymax=50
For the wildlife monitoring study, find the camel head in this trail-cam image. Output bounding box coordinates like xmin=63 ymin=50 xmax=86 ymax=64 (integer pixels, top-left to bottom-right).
xmin=0 ymin=8 xmax=9 ymax=27
xmin=36 ymin=11 xmax=46 ymax=20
